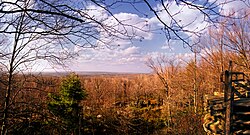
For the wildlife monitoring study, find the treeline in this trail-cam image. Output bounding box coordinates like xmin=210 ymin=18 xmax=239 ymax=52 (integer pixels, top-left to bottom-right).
xmin=0 ymin=71 xmax=204 ymax=134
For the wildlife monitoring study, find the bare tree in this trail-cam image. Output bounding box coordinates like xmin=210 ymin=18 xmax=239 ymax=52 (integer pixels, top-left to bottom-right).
xmin=146 ymin=56 xmax=178 ymax=97
xmin=198 ymin=9 xmax=250 ymax=71
xmin=221 ymin=10 xmax=250 ymax=70
xmin=146 ymin=55 xmax=182 ymax=129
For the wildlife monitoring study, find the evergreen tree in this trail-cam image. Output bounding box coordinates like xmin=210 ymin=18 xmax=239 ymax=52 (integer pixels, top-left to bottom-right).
xmin=48 ymin=73 xmax=86 ymax=134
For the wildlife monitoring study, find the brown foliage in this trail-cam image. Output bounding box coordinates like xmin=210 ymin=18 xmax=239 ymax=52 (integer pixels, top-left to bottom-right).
xmin=0 ymin=72 xmax=206 ymax=134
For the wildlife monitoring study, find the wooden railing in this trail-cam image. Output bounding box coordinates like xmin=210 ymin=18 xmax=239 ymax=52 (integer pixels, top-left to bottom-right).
xmin=203 ymin=61 xmax=250 ymax=135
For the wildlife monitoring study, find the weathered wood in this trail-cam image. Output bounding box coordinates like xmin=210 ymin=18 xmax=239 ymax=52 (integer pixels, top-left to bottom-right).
xmin=234 ymin=112 xmax=250 ymax=115
xmin=234 ymin=120 xmax=250 ymax=125
xmin=242 ymin=130 xmax=250 ymax=135
xmin=203 ymin=62 xmax=250 ymax=135
xmin=234 ymin=100 xmax=250 ymax=107
xmin=225 ymin=69 xmax=234 ymax=135
xmin=235 ymin=130 xmax=250 ymax=135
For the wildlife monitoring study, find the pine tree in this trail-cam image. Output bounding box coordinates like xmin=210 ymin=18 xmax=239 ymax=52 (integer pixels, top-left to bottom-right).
xmin=48 ymin=73 xmax=86 ymax=134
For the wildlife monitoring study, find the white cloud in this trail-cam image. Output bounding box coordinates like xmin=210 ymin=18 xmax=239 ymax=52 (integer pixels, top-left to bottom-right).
xmin=175 ymin=52 xmax=194 ymax=60
xmin=146 ymin=51 xmax=176 ymax=59
xmin=161 ymin=45 xmax=171 ymax=50
xmin=107 ymin=12 xmax=153 ymax=40
xmin=95 ymin=12 xmax=153 ymax=48
xmin=145 ymin=51 xmax=195 ymax=65
xmin=161 ymin=40 xmax=178 ymax=51
xmin=215 ymin=0 xmax=249 ymax=14
xmin=123 ymin=46 xmax=140 ymax=55
xmin=148 ymin=0 xmax=249 ymax=40
xmin=149 ymin=1 xmax=209 ymax=37
xmin=83 ymin=4 xmax=109 ymax=21
xmin=73 ymin=6 xmax=155 ymax=70
xmin=2 ymin=0 xmax=35 ymax=11
xmin=76 ymin=45 xmax=142 ymax=65
xmin=69 ymin=44 xmax=151 ymax=72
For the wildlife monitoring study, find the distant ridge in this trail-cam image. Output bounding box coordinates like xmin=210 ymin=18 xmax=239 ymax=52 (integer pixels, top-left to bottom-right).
xmin=32 ymin=71 xmax=150 ymax=76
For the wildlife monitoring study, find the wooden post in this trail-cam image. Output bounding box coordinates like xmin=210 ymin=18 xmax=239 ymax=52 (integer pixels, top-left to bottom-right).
xmin=224 ymin=70 xmax=229 ymax=103
xmin=224 ymin=70 xmax=229 ymax=135
xmin=225 ymin=61 xmax=233 ymax=135
xmin=229 ymin=61 xmax=233 ymax=135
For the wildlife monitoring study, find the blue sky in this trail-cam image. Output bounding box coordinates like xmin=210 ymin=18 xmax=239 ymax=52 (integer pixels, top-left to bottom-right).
xmin=34 ymin=0 xmax=249 ymax=73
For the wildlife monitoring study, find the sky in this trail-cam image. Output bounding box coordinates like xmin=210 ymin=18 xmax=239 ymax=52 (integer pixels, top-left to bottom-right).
xmin=33 ymin=0 xmax=249 ymax=73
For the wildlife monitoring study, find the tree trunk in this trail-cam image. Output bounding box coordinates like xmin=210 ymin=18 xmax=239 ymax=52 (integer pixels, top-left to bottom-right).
xmin=1 ymin=17 xmax=22 ymax=134
xmin=1 ymin=75 xmax=12 ymax=135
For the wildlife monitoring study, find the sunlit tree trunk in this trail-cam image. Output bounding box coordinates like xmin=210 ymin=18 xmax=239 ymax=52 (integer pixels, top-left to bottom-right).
xmin=193 ymin=51 xmax=198 ymax=114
